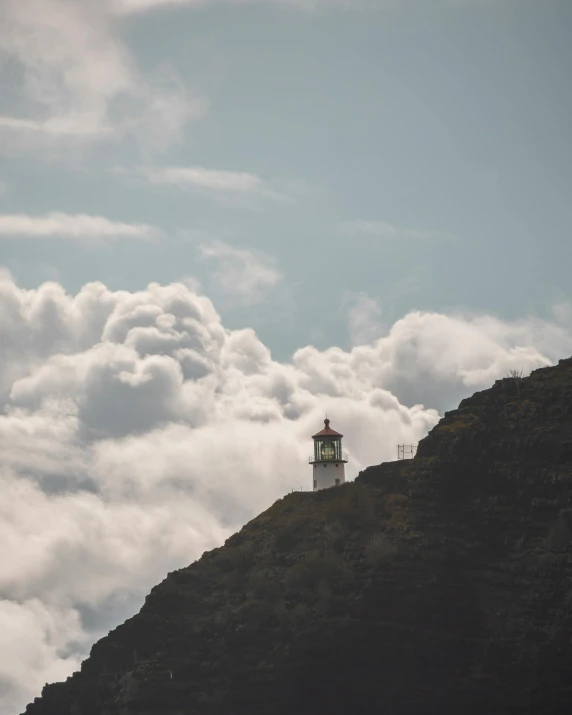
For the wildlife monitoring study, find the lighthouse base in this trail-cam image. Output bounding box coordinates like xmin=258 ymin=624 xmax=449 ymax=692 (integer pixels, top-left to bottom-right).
xmin=312 ymin=461 xmax=346 ymax=491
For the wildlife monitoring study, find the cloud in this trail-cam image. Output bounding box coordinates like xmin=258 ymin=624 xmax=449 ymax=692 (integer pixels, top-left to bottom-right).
xmin=0 ymin=271 xmax=571 ymax=714
xmin=124 ymin=165 xmax=291 ymax=205
xmin=0 ymin=0 xmax=206 ymax=155
xmin=0 ymin=212 xmax=160 ymax=242
xmin=343 ymin=291 xmax=384 ymax=346
xmin=139 ymin=166 xmax=264 ymax=193
xmin=340 ymin=219 xmax=454 ymax=242
xmin=0 ymin=599 xmax=83 ymax=715
xmin=112 ymin=0 xmax=360 ymax=14
xmin=111 ymin=0 xmax=497 ymax=14
xmin=198 ymin=240 xmax=283 ymax=305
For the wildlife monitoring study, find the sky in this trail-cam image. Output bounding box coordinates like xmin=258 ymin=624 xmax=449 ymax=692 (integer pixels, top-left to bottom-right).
xmin=1 ymin=0 xmax=572 ymax=712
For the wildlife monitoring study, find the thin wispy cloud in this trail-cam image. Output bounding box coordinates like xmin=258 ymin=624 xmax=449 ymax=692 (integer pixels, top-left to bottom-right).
xmin=122 ymin=165 xmax=292 ymax=205
xmin=0 ymin=116 xmax=114 ymax=138
xmin=112 ymin=0 xmax=358 ymax=15
xmin=112 ymin=0 xmax=498 ymax=13
xmin=141 ymin=166 xmax=264 ymax=193
xmin=340 ymin=219 xmax=454 ymax=242
xmin=0 ymin=213 xmax=161 ymax=242
xmin=342 ymin=291 xmax=384 ymax=346
xmin=198 ymin=240 xmax=283 ymax=305
xmin=0 ymin=0 xmax=206 ymax=154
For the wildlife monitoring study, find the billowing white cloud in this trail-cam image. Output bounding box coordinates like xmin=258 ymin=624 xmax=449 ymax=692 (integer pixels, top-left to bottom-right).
xmin=0 ymin=270 xmax=571 ymax=714
xmin=0 ymin=0 xmax=206 ymax=154
xmin=0 ymin=599 xmax=83 ymax=715
xmin=199 ymin=240 xmax=283 ymax=305
xmin=0 ymin=212 xmax=161 ymax=241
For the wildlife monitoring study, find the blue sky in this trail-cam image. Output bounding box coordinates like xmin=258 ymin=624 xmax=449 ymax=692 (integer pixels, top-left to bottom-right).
xmin=1 ymin=0 xmax=571 ymax=359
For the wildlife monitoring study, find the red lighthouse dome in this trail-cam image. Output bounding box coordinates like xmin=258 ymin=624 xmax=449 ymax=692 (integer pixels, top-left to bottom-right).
xmin=312 ymin=418 xmax=343 ymax=439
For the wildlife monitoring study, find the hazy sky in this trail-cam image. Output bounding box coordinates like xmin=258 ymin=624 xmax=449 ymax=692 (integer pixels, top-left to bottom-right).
xmin=1 ymin=1 xmax=572 ymax=713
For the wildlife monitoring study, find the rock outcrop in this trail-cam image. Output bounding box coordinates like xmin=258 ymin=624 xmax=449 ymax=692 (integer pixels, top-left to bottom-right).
xmin=23 ymin=358 xmax=572 ymax=715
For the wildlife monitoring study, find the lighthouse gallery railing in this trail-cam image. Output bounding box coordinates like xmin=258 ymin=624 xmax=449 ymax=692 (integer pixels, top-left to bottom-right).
xmin=309 ymin=453 xmax=348 ymax=464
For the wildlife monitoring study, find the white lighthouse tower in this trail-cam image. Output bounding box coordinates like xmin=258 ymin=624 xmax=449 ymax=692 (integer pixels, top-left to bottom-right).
xmin=309 ymin=418 xmax=348 ymax=491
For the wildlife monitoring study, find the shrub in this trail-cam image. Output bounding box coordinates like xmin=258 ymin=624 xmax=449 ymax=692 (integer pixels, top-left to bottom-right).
xmin=273 ymin=524 xmax=300 ymax=553
xmin=284 ymin=558 xmax=318 ymax=591
xmin=324 ymin=485 xmax=374 ymax=529
xmin=322 ymin=520 xmax=348 ymax=552
xmin=284 ymin=552 xmax=351 ymax=593
xmin=214 ymin=603 xmax=234 ymax=628
xmin=547 ymin=519 xmax=572 ymax=551
xmin=248 ymin=571 xmax=279 ymax=599
xmin=383 ymin=493 xmax=409 ymax=530
xmin=117 ymin=671 xmax=138 ymax=699
xmin=364 ymin=533 xmax=396 ymax=565
xmin=289 ymin=602 xmax=309 ymax=627
xmin=237 ymin=598 xmax=276 ymax=625
xmin=385 ymin=493 xmax=408 ymax=507
xmin=229 ymin=542 xmax=255 ymax=571
xmin=315 ymin=580 xmax=333 ymax=614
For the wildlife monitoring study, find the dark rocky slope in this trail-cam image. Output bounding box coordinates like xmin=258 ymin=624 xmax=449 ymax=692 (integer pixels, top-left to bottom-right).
xmin=23 ymin=358 xmax=572 ymax=715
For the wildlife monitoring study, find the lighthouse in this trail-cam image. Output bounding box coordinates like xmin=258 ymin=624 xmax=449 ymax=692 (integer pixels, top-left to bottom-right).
xmin=309 ymin=418 xmax=348 ymax=491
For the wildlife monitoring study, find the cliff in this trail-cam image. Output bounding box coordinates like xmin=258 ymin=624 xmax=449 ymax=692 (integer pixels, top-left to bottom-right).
xmin=23 ymin=358 xmax=572 ymax=715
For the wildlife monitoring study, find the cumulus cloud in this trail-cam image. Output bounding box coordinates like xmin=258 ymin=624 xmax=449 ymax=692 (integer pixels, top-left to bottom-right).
xmin=0 ymin=0 xmax=206 ymax=155
xmin=0 ymin=212 xmax=161 ymax=242
xmin=1 ymin=270 xmax=571 ymax=713
xmin=0 ymin=599 xmax=83 ymax=715
xmin=198 ymin=240 xmax=283 ymax=305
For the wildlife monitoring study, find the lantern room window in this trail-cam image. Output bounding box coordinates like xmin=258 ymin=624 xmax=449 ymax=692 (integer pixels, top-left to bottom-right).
xmin=314 ymin=438 xmax=342 ymax=461
xmin=321 ymin=441 xmax=335 ymax=460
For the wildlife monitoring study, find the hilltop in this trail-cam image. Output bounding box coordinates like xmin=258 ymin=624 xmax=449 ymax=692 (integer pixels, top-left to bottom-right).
xmin=23 ymin=358 xmax=572 ymax=715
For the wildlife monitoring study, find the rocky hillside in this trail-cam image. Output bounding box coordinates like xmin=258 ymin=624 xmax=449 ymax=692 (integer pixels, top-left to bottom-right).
xmin=23 ymin=358 xmax=572 ymax=715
